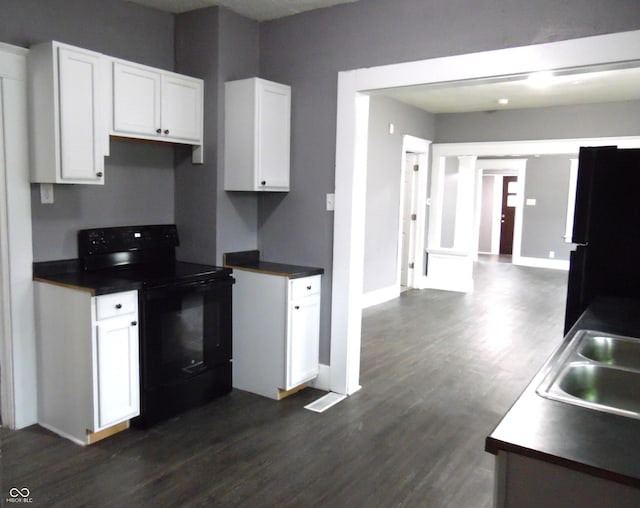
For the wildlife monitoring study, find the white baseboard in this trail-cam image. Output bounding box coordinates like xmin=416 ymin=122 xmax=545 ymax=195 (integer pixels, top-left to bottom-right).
xmin=308 ymin=363 xmax=331 ymax=391
xmin=513 ymin=256 xmax=570 ymax=271
xmin=362 ymin=285 xmax=400 ymax=309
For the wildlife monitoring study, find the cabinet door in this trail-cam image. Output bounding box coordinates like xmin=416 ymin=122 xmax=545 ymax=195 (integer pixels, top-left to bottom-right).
xmin=287 ymin=294 xmax=320 ymax=389
xmin=112 ymin=61 xmax=161 ymax=137
xmin=57 ymin=46 xmax=104 ymax=182
xmin=95 ymin=316 xmax=140 ymax=429
xmin=257 ymin=83 xmax=291 ymax=190
xmin=161 ymin=73 xmax=203 ymax=142
xmin=256 ymin=82 xmax=290 ymax=190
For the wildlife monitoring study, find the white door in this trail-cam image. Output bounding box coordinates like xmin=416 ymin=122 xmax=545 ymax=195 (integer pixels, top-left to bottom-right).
xmin=287 ymin=295 xmax=320 ymax=388
xmin=112 ymin=61 xmax=161 ymax=137
xmin=58 ymin=46 xmax=104 ymax=181
xmin=95 ymin=317 xmax=139 ymax=429
xmin=257 ymin=82 xmax=290 ymax=189
xmin=161 ymin=73 xmax=202 ymax=142
xmin=400 ymin=153 xmax=419 ymax=287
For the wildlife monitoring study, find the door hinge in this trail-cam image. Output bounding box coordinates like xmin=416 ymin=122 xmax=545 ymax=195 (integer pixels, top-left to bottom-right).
xmin=413 ymin=164 xmax=419 ymax=172
xmin=411 ymin=213 xmax=417 ymax=221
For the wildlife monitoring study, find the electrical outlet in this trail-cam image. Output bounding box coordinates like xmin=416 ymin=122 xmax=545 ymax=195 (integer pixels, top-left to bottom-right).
xmin=40 ymin=183 xmax=54 ymax=204
xmin=549 ymin=251 xmax=555 ymax=259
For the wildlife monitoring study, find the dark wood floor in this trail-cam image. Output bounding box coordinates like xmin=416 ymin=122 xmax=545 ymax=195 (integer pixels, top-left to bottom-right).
xmin=2 ymin=258 xmax=568 ymax=507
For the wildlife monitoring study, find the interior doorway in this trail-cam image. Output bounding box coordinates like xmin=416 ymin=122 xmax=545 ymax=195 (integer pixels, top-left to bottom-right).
xmin=400 ymin=152 xmax=418 ymax=289
xmin=396 ymin=135 xmax=430 ymax=293
xmin=331 ymin=31 xmax=640 ymax=397
xmin=499 ymin=176 xmax=517 ymax=256
xmin=474 ymin=159 xmax=526 ymax=264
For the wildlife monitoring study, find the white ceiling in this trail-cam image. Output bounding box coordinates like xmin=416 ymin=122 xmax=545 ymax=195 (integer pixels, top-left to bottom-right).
xmin=375 ymin=64 xmax=640 ymax=114
xmin=124 ymin=0 xmax=359 ymax=21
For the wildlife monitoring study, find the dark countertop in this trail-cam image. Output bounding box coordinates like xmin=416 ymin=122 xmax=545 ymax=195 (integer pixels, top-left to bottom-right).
xmin=224 ymin=250 xmax=324 ymax=279
xmin=485 ymin=297 xmax=640 ymax=487
xmin=33 ymin=259 xmax=231 ymax=296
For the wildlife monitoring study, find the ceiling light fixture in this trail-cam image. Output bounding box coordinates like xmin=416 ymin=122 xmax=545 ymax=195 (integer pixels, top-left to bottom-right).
xmin=527 ymin=71 xmax=555 ymax=88
xmin=498 ymin=98 xmax=509 ymax=105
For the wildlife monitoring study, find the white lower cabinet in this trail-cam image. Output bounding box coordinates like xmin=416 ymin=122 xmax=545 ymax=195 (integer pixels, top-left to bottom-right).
xmin=34 ymin=283 xmax=139 ymax=445
xmin=95 ymin=315 xmax=139 ymax=429
xmin=232 ymin=270 xmax=321 ymax=399
xmin=287 ymin=279 xmax=321 ymax=389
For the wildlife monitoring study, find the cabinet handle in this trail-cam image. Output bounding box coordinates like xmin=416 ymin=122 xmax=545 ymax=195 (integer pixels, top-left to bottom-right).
xmin=115 ymin=303 xmax=122 ymax=309
xmin=294 ymin=305 xmax=300 ymax=310
xmin=156 ymin=128 xmax=162 ymax=134
xmin=261 ymin=180 xmax=266 ymax=186
xmin=164 ymin=129 xmax=170 ymax=135
xmin=306 ymin=285 xmax=312 ymax=290
xmin=131 ymin=321 xmax=137 ymax=326
xmin=96 ymin=172 xmax=103 ymax=178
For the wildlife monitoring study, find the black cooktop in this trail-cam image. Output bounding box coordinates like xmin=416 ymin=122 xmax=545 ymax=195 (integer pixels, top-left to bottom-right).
xmin=33 ymin=225 xmax=232 ymax=295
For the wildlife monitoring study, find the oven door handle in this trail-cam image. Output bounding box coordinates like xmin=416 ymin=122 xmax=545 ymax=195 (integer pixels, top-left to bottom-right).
xmin=144 ymin=276 xmax=234 ymax=297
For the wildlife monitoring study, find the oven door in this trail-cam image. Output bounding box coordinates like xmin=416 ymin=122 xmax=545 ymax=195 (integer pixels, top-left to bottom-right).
xmin=140 ymin=277 xmax=233 ymax=390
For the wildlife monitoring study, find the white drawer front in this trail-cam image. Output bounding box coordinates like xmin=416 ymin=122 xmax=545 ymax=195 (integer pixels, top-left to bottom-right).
xmin=95 ymin=290 xmax=138 ymax=320
xmin=290 ymin=275 xmax=321 ymax=300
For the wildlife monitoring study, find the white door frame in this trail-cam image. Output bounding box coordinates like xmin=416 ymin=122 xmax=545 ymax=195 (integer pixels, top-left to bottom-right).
xmin=0 ymin=42 xmax=36 ymax=429
xmin=397 ymin=135 xmax=431 ymax=290
xmin=330 ymin=30 xmax=640 ymax=396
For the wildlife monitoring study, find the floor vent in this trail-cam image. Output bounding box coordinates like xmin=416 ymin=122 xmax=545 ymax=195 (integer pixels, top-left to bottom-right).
xmin=304 ymin=392 xmax=347 ymax=413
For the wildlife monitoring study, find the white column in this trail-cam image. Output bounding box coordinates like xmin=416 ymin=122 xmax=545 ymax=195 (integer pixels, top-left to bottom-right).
xmin=453 ymin=155 xmax=478 ymax=253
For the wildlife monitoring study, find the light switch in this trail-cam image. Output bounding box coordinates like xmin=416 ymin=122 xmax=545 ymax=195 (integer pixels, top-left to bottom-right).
xmin=526 ymin=198 xmax=536 ymax=206
xmin=326 ymin=193 xmax=335 ymax=211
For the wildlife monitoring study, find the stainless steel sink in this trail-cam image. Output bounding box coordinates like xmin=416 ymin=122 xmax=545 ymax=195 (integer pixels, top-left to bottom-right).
xmin=578 ymin=334 xmax=640 ymax=371
xmin=537 ymin=330 xmax=640 ymax=419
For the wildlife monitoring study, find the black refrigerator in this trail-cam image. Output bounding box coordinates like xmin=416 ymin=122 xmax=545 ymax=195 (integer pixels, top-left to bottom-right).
xmin=565 ymin=146 xmax=640 ymax=333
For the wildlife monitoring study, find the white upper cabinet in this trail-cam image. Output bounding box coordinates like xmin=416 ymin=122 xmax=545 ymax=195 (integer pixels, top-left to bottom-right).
xmin=112 ymin=60 xmax=203 ymax=148
xmin=224 ymin=78 xmax=291 ymax=192
xmin=111 ymin=61 xmax=161 ymax=138
xmin=28 ymin=41 xmax=109 ymax=184
xmin=161 ymin=73 xmax=203 ymax=142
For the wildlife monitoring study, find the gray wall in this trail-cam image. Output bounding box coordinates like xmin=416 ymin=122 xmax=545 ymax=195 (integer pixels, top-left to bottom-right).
xmin=2 ymin=0 xmax=175 ymax=261
xmin=258 ymin=0 xmax=640 ymax=363
xmin=174 ymin=7 xmax=260 ymax=265
xmin=31 ymin=141 xmax=174 ymax=262
xmin=440 ymin=157 xmax=459 ymax=249
xmin=363 ymin=96 xmax=435 ymax=294
xmin=174 ymin=8 xmax=220 ymax=264
xmin=521 ymin=155 xmax=573 ymax=261
xmin=435 ymin=100 xmax=640 ymax=143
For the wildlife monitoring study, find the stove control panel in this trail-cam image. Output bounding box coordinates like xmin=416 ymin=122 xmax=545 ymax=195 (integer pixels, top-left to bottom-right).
xmin=79 ymin=225 xmax=179 ymax=257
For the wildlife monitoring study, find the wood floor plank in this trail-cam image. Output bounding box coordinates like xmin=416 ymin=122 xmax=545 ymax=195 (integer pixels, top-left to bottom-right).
xmin=2 ymin=257 xmax=567 ymax=506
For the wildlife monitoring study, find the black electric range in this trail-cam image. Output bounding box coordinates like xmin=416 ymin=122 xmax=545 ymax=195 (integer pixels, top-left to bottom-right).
xmin=76 ymin=224 xmax=234 ymax=427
